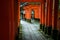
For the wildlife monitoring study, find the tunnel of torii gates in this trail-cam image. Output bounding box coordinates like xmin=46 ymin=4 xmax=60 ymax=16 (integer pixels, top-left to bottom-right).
xmin=0 ymin=0 xmax=60 ymax=40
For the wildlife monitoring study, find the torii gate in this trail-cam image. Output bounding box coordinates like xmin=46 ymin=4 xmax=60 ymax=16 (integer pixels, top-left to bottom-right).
xmin=0 ymin=0 xmax=59 ymax=40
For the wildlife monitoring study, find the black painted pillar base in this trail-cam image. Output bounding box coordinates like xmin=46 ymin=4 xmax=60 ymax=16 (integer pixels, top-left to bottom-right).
xmin=58 ymin=32 xmax=60 ymax=40
xmin=42 ymin=25 xmax=45 ymax=31
xmin=23 ymin=18 xmax=25 ymax=20
xmin=24 ymin=18 xmax=26 ymax=21
xmin=15 ymin=34 xmax=19 ymax=40
xmin=44 ymin=27 xmax=48 ymax=34
xmin=15 ymin=27 xmax=19 ymax=40
xmin=47 ymin=27 xmax=52 ymax=35
xmin=26 ymin=19 xmax=31 ymax=23
xmin=52 ymin=29 xmax=58 ymax=40
xmin=40 ymin=24 xmax=42 ymax=29
xmin=34 ymin=18 xmax=40 ymax=22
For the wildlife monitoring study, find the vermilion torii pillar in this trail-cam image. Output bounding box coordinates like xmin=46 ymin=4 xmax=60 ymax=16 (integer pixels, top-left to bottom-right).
xmin=41 ymin=1 xmax=45 ymax=31
xmin=44 ymin=0 xmax=48 ymax=34
xmin=17 ymin=2 xmax=20 ymax=27
xmin=52 ymin=0 xmax=59 ymax=40
xmin=47 ymin=0 xmax=53 ymax=35
xmin=40 ymin=3 xmax=42 ymax=29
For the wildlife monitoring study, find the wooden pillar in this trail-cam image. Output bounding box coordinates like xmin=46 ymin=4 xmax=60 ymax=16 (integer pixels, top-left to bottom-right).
xmin=9 ymin=0 xmax=20 ymax=40
xmin=44 ymin=0 xmax=48 ymax=34
xmin=14 ymin=0 xmax=18 ymax=38
xmin=40 ymin=3 xmax=42 ymax=29
xmin=58 ymin=1 xmax=60 ymax=40
xmin=0 ymin=0 xmax=10 ymax=40
xmin=9 ymin=0 xmax=16 ymax=40
xmin=41 ymin=2 xmax=45 ymax=31
xmin=14 ymin=0 xmax=20 ymax=40
xmin=52 ymin=0 xmax=59 ymax=40
xmin=47 ymin=0 xmax=53 ymax=35
xmin=17 ymin=2 xmax=20 ymax=26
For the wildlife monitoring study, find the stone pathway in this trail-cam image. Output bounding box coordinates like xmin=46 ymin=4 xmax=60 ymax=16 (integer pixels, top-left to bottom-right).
xmin=20 ymin=20 xmax=53 ymax=40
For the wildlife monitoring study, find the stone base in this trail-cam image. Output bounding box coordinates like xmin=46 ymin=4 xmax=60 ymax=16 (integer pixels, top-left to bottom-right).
xmin=52 ymin=29 xmax=58 ymax=40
